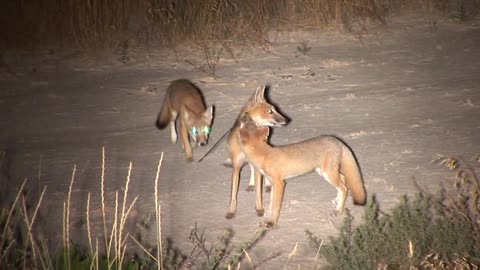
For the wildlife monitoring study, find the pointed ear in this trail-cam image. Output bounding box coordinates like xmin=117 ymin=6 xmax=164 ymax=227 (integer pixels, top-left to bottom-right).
xmin=254 ymin=86 xmax=266 ymax=103
xmin=247 ymin=86 xmax=266 ymax=104
xmin=203 ymin=105 xmax=214 ymax=123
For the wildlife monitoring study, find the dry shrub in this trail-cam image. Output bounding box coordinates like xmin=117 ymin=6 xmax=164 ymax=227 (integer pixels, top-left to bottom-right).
xmin=5 ymin=0 xmax=478 ymax=51
xmin=145 ymin=0 xmax=270 ymax=49
xmin=309 ymin=154 xmax=480 ymax=269
xmin=430 ymin=0 xmax=480 ymax=21
xmin=1 ymin=0 xmax=141 ymax=50
xmin=1 ymin=0 xmax=390 ymax=51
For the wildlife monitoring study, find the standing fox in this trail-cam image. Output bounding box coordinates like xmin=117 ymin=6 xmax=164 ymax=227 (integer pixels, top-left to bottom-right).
xmin=156 ymin=79 xmax=214 ymax=162
xmin=238 ymin=113 xmax=366 ymax=226
xmin=225 ymin=86 xmax=287 ymax=219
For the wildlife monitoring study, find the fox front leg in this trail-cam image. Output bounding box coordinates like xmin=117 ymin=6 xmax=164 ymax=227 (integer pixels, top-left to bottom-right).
xmin=179 ymin=119 xmax=193 ymax=162
xmin=265 ymin=177 xmax=285 ymax=228
xmin=226 ymin=160 xmax=243 ymax=219
xmin=254 ymin=168 xmax=264 ymax=217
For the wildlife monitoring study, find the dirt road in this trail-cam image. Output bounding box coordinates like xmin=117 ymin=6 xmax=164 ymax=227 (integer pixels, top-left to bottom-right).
xmin=1 ymin=15 xmax=479 ymax=269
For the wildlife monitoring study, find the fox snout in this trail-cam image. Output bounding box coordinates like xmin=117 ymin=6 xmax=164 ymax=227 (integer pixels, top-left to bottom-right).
xmin=194 ymin=135 xmax=208 ymax=147
xmin=265 ymin=110 xmax=288 ymax=127
xmin=272 ymin=115 xmax=287 ymax=127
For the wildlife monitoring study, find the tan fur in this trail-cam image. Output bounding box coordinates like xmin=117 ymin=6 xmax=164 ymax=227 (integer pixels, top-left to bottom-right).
xmin=157 ymin=79 xmax=213 ymax=162
xmin=225 ymin=86 xmax=287 ymax=219
xmin=238 ymin=115 xmax=366 ymax=226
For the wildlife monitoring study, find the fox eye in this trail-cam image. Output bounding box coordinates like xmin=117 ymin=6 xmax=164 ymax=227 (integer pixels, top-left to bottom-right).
xmin=203 ymin=126 xmax=211 ymax=135
xmin=267 ymin=109 xmax=273 ymax=114
xmin=191 ymin=127 xmax=199 ymax=135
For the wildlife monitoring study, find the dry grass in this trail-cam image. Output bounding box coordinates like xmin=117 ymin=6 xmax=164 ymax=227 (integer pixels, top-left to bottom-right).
xmin=0 ymin=148 xmax=165 ymax=269
xmin=0 ymin=148 xmax=270 ymax=269
xmin=91 ymin=148 xmax=140 ymax=269
xmin=0 ymin=178 xmax=27 ymax=256
xmin=0 ymin=177 xmax=53 ymax=269
xmin=0 ymin=0 xmax=438 ymax=51
xmin=154 ymin=153 xmax=165 ymax=270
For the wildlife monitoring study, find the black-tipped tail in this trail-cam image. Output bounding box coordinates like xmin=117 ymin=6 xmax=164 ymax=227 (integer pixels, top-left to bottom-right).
xmin=156 ymin=115 xmax=169 ymax=129
xmin=156 ymin=97 xmax=170 ymax=129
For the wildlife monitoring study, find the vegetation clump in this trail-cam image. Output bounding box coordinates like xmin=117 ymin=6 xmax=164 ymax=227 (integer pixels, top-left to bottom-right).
xmin=308 ymin=155 xmax=480 ymax=269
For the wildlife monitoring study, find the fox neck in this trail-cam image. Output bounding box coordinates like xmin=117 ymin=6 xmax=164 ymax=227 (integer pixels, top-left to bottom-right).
xmin=242 ymin=137 xmax=271 ymax=169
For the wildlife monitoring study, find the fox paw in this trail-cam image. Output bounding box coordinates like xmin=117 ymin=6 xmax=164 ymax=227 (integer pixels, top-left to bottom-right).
xmin=225 ymin=212 xmax=236 ymax=219
xmin=223 ymin=162 xmax=233 ymax=168
xmin=185 ymin=156 xmax=194 ymax=163
xmin=331 ymin=198 xmax=338 ymax=207
xmin=260 ymin=221 xmax=277 ymax=229
xmin=255 ymin=209 xmax=264 ymax=217
xmin=246 ymin=186 xmax=255 ymax=192
xmin=334 ymin=208 xmax=344 ymax=216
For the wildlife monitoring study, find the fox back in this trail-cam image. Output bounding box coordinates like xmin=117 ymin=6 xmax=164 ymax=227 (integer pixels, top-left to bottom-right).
xmin=241 ymin=123 xmax=365 ymax=205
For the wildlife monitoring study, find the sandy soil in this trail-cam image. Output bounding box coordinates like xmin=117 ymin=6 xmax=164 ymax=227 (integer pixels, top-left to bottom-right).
xmin=1 ymin=13 xmax=479 ymax=269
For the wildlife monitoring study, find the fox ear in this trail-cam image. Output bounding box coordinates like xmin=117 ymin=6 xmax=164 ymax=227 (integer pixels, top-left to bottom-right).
xmin=248 ymin=86 xmax=266 ymax=104
xmin=255 ymin=86 xmax=267 ymax=103
xmin=203 ymin=105 xmax=214 ymax=123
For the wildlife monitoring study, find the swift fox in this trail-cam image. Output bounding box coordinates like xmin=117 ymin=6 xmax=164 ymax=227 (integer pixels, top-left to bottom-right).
xmin=225 ymin=86 xmax=287 ymax=219
xmin=156 ymin=79 xmax=214 ymax=162
xmin=238 ymin=114 xmax=366 ymax=226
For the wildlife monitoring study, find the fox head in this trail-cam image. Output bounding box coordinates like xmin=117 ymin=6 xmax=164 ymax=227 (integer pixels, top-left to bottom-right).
xmin=244 ymin=86 xmax=288 ymax=127
xmin=238 ymin=113 xmax=270 ymax=145
xmin=183 ymin=105 xmax=214 ymax=147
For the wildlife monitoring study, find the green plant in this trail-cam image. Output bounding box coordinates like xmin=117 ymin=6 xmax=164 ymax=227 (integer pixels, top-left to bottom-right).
xmin=308 ymin=155 xmax=480 ymax=269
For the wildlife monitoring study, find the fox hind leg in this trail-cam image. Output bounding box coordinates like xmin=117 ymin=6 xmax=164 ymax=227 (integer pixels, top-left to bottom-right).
xmin=254 ymin=168 xmax=264 ymax=217
xmin=246 ymin=163 xmax=256 ymax=192
xmin=170 ymin=111 xmax=178 ymax=144
xmin=264 ymin=177 xmax=272 ymax=193
xmin=247 ymin=164 xmax=272 ymax=193
xmin=316 ymin=168 xmax=348 ymax=215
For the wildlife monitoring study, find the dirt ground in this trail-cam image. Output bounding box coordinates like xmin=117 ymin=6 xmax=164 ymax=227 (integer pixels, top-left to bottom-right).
xmin=1 ymin=13 xmax=479 ymax=269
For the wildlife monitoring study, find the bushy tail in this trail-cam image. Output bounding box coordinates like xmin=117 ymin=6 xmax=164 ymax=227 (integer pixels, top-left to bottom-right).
xmin=156 ymin=97 xmax=170 ymax=129
xmin=341 ymin=145 xmax=366 ymax=205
